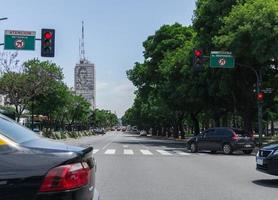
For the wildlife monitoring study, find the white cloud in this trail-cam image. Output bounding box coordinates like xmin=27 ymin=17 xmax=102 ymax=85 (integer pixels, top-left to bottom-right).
xmin=95 ymin=80 xmax=136 ymax=117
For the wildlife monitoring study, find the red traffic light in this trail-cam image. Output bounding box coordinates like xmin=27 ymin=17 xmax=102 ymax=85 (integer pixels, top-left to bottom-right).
xmin=44 ymin=32 xmax=52 ymax=40
xmin=194 ymin=50 xmax=202 ymax=57
xmin=257 ymin=92 xmax=264 ymax=101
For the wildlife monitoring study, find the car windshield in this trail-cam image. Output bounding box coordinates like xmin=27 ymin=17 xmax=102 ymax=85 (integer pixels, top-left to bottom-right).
xmin=0 ymin=115 xmax=40 ymax=143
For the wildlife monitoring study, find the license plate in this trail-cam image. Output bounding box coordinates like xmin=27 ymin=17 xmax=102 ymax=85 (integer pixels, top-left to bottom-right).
xmin=245 ymin=144 xmax=251 ymax=148
xmin=257 ymin=158 xmax=264 ymax=165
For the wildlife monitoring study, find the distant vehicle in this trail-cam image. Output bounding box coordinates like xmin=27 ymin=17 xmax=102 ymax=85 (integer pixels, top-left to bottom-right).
xmin=139 ymin=130 xmax=147 ymax=136
xmin=132 ymin=128 xmax=139 ymax=134
xmin=0 ymin=113 xmax=99 ymax=200
xmin=117 ymin=127 xmax=121 ymax=131
xmin=187 ymin=127 xmax=255 ymax=155
xmin=32 ymin=128 xmax=42 ymax=136
xmin=121 ymin=126 xmax=127 ymax=132
xmin=94 ymin=128 xmax=105 ymax=135
xmin=256 ymin=143 xmax=278 ymax=175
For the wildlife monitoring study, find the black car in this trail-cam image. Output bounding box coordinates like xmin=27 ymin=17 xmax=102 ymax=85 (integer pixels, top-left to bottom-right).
xmin=0 ymin=114 xmax=99 ymax=200
xmin=187 ymin=127 xmax=255 ymax=155
xmin=256 ymin=143 xmax=278 ymax=176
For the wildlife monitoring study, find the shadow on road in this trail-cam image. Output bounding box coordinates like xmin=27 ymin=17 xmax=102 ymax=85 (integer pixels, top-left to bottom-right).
xmin=252 ymin=179 xmax=278 ymax=188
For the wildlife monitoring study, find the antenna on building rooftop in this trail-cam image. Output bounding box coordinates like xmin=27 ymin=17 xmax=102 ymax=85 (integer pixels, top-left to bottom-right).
xmin=80 ymin=21 xmax=87 ymax=63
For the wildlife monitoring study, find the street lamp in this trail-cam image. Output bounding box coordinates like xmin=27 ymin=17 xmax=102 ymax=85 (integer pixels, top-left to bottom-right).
xmin=238 ymin=64 xmax=263 ymax=147
xmin=0 ymin=17 xmax=8 ymax=21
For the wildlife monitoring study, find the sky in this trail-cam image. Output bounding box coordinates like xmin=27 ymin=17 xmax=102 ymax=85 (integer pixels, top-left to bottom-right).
xmin=0 ymin=0 xmax=196 ymax=117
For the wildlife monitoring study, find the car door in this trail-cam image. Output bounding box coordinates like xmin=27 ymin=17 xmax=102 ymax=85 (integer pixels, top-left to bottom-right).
xmin=198 ymin=129 xmax=215 ymax=150
xmin=214 ymin=128 xmax=227 ymax=150
xmin=202 ymin=129 xmax=216 ymax=150
xmin=0 ymin=134 xmax=44 ymax=200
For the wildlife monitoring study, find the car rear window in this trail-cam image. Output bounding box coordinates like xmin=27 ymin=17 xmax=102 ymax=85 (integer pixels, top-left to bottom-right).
xmin=233 ymin=129 xmax=251 ymax=137
xmin=0 ymin=115 xmax=40 ymax=143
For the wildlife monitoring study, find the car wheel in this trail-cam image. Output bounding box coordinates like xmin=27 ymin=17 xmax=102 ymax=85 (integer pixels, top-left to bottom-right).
xmin=190 ymin=143 xmax=198 ymax=153
xmin=223 ymin=144 xmax=232 ymax=155
xmin=243 ymin=150 xmax=253 ymax=154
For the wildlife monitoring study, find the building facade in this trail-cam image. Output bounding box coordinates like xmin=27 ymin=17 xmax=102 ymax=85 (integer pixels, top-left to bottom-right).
xmin=74 ymin=62 xmax=96 ymax=109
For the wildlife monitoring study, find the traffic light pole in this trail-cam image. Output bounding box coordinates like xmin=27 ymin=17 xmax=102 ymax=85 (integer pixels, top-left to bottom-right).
xmin=257 ymin=70 xmax=263 ymax=147
xmin=238 ymin=64 xmax=263 ymax=146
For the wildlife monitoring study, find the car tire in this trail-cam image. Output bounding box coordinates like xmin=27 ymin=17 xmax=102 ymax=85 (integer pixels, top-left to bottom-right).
xmin=243 ymin=150 xmax=253 ymax=154
xmin=190 ymin=143 xmax=198 ymax=153
xmin=223 ymin=144 xmax=232 ymax=155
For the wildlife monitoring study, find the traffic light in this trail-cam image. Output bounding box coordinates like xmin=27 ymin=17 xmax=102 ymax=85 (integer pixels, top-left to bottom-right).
xmin=193 ymin=49 xmax=203 ymax=70
xmin=257 ymin=92 xmax=264 ymax=102
xmin=41 ymin=29 xmax=55 ymax=57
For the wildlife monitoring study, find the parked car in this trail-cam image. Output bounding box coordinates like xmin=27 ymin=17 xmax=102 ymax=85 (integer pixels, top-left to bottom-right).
xmin=32 ymin=127 xmax=42 ymax=136
xmin=94 ymin=127 xmax=105 ymax=135
xmin=139 ymin=130 xmax=148 ymax=136
xmin=187 ymin=127 xmax=255 ymax=155
xmin=256 ymin=143 xmax=278 ymax=176
xmin=0 ymin=113 xmax=99 ymax=200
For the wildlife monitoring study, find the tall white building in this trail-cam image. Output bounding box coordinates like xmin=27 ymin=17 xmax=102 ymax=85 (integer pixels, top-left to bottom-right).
xmin=74 ymin=21 xmax=96 ymax=109
xmin=74 ymin=61 xmax=96 ymax=109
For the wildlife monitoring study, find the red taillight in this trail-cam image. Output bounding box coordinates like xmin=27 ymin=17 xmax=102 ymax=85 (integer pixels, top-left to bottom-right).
xmin=232 ymin=132 xmax=239 ymax=141
xmin=39 ymin=162 xmax=91 ymax=192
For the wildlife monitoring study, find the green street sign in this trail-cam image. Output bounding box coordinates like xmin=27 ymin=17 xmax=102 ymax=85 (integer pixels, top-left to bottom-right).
xmin=4 ymin=30 xmax=36 ymax=50
xmin=210 ymin=51 xmax=235 ymax=68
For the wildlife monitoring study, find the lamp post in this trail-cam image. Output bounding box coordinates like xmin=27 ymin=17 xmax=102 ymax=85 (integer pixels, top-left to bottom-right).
xmin=238 ymin=64 xmax=263 ymax=146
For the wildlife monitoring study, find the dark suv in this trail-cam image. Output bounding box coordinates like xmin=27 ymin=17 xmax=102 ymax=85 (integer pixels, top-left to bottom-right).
xmin=256 ymin=143 xmax=278 ymax=175
xmin=187 ymin=127 xmax=255 ymax=155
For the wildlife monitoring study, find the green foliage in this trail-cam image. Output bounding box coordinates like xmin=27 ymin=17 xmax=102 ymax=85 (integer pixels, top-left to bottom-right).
xmin=214 ymin=0 xmax=278 ymax=64
xmin=92 ymin=109 xmax=118 ymax=128
xmin=124 ymin=0 xmax=278 ymax=137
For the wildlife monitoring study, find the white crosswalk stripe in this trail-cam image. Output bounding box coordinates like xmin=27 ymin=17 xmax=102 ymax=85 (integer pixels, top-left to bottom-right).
xmin=93 ymin=149 xmax=99 ymax=154
xmin=140 ymin=149 xmax=153 ymax=155
xmin=175 ymin=150 xmax=191 ymax=156
xmin=105 ymin=149 xmax=116 ymax=154
xmin=124 ymin=149 xmax=134 ymax=155
xmin=92 ymin=148 xmax=194 ymax=156
xmin=156 ymin=150 xmax=172 ymax=156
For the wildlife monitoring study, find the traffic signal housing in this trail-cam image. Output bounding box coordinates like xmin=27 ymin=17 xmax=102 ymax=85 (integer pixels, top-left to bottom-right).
xmin=193 ymin=49 xmax=203 ymax=70
xmin=257 ymin=92 xmax=265 ymax=102
xmin=41 ymin=29 xmax=55 ymax=57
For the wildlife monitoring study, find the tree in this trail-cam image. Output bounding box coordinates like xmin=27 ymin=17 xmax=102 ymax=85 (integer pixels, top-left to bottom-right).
xmin=65 ymin=95 xmax=91 ymax=127
xmin=0 ymin=72 xmax=29 ymax=121
xmin=0 ymin=59 xmax=63 ymax=122
xmin=213 ymin=0 xmax=278 ymax=130
xmin=92 ymin=109 xmax=118 ymax=128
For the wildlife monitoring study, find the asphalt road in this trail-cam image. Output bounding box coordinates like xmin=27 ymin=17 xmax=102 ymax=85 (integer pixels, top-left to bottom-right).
xmin=65 ymin=131 xmax=278 ymax=200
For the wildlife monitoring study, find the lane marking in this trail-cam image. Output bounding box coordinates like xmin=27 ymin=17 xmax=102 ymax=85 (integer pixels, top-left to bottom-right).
xmin=93 ymin=149 xmax=99 ymax=154
xmin=123 ymin=145 xmax=129 ymax=148
xmin=105 ymin=149 xmax=116 ymax=155
xmin=102 ymin=141 xmax=113 ymax=150
xmin=156 ymin=150 xmax=172 ymax=156
xmin=175 ymin=151 xmax=191 ymax=156
xmin=124 ymin=149 xmax=134 ymax=155
xmin=140 ymin=150 xmax=153 ymax=155
xmin=197 ymin=153 xmax=206 ymax=156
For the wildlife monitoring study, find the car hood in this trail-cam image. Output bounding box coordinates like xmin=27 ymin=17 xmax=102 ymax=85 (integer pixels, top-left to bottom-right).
xmin=262 ymin=143 xmax=278 ymax=151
